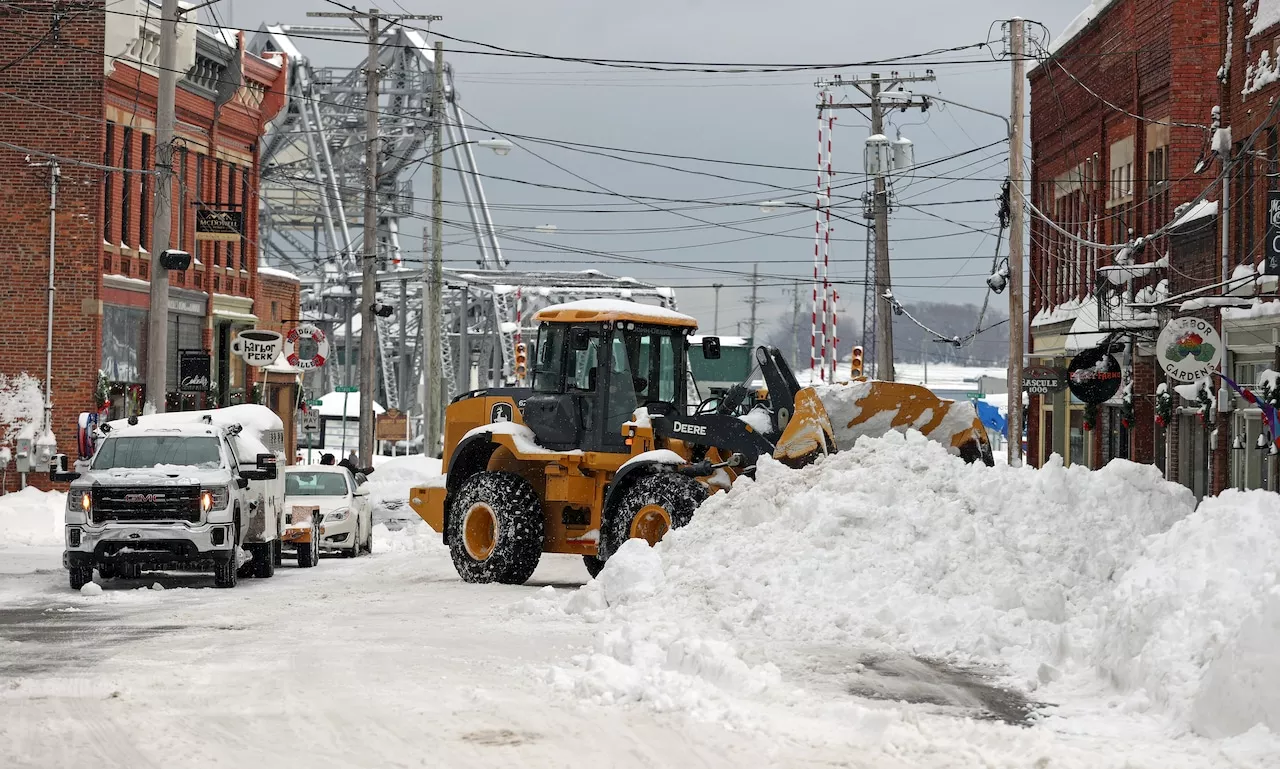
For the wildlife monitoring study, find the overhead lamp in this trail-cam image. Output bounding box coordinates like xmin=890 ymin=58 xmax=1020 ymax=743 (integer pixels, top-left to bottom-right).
xmin=478 ymin=138 xmax=514 ymax=156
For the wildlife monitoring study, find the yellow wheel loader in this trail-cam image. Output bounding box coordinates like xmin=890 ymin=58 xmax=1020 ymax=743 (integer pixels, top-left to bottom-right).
xmin=410 ymin=300 xmax=993 ymax=583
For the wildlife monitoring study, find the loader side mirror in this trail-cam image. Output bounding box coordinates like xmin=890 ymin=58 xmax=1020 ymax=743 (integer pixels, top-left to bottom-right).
xmin=701 ymin=336 xmax=721 ymax=360
xmin=570 ymin=327 xmax=592 ymax=351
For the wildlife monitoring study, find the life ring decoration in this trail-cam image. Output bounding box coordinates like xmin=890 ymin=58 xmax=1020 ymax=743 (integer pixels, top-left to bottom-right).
xmin=285 ymin=324 xmax=330 ymax=370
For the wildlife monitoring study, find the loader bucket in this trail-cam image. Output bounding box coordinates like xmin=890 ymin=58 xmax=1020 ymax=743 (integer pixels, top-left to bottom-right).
xmin=814 ymin=380 xmax=996 ymax=466
xmin=771 ymin=387 xmax=837 ymax=467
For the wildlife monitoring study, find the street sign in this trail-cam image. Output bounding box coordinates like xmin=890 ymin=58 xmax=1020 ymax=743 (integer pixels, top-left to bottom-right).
xmin=307 ymin=399 xmax=324 ymax=407
xmin=376 ymin=409 xmax=408 ymax=441
xmin=301 ymin=411 xmax=320 ymax=433
xmin=335 ymin=386 xmax=359 ymax=393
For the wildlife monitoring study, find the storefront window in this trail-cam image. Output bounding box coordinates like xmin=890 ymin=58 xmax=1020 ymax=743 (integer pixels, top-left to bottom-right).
xmin=1040 ymin=407 xmax=1054 ymax=464
xmin=1069 ymin=410 xmax=1088 ymax=468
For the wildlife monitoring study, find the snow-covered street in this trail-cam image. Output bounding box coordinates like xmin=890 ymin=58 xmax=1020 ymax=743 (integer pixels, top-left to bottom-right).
xmin=2 ymin=437 xmax=1278 ymax=768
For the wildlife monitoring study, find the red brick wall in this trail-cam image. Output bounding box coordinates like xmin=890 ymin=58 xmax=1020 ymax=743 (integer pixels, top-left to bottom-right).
xmin=256 ymin=274 xmax=301 ymax=340
xmin=0 ymin=3 xmax=105 ymax=490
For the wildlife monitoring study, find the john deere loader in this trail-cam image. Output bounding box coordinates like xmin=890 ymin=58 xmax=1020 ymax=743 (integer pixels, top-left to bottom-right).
xmin=410 ymin=300 xmax=993 ymax=584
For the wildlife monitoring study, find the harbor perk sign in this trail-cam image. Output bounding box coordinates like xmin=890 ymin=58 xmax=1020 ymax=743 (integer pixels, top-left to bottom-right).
xmin=1156 ymin=317 xmax=1223 ymax=382
xmin=195 ymin=209 xmax=243 ymax=242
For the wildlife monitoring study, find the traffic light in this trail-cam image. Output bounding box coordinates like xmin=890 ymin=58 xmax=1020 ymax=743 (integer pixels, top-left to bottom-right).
xmin=514 ymin=343 xmax=528 ymax=381
xmin=850 ymin=345 xmax=865 ymax=379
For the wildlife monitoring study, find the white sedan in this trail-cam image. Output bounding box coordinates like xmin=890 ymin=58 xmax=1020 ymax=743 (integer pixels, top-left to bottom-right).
xmin=284 ymin=465 xmax=373 ymax=557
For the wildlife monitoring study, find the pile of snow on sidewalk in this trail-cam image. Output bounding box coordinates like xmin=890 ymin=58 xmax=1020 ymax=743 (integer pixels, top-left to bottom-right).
xmin=550 ymin=430 xmax=1280 ymax=737
xmin=0 ymin=486 xmax=64 ymax=547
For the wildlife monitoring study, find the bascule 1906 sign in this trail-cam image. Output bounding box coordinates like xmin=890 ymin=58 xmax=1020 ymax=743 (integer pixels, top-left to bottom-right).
xmin=1022 ymin=365 xmax=1066 ymax=395
xmin=1156 ymin=316 xmax=1223 ymax=383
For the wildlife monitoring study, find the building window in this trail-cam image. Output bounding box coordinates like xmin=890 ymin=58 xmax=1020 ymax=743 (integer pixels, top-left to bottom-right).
xmin=103 ymin=122 xmax=115 ymax=243
xmin=271 ymin=300 xmax=279 ymax=321
xmin=1146 ymin=144 xmax=1168 ymax=231
xmin=1108 ymin=136 xmax=1135 ymax=207
xmin=213 ymin=160 xmax=223 ymax=267
xmin=121 ymin=127 xmax=133 ymax=247
xmin=227 ymin=164 xmax=238 ymax=271
xmin=240 ymin=166 xmax=249 ymax=271
xmin=140 ymin=133 xmax=151 ymax=252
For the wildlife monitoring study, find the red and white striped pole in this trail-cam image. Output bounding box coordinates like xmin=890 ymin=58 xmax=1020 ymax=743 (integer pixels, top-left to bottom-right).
xmin=810 ymin=90 xmax=827 ymax=381
xmin=514 ymin=287 xmax=523 ymax=382
xmin=820 ymin=92 xmax=835 ymax=381
xmin=830 ymin=290 xmax=839 ymax=382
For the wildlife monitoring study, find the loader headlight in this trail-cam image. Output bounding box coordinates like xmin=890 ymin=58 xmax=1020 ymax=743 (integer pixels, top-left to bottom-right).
xmin=324 ymin=508 xmax=350 ymax=522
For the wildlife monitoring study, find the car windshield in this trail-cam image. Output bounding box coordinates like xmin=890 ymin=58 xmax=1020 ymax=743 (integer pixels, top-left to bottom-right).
xmin=286 ymin=472 xmax=349 ymax=496
xmin=92 ymin=435 xmax=222 ymax=470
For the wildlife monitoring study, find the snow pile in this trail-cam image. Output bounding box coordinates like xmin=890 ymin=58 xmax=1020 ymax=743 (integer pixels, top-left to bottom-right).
xmin=815 ymin=380 xmax=982 ymax=457
xmin=371 ymin=520 xmax=444 ymax=554
xmin=0 ymin=486 xmax=64 ymax=547
xmin=1096 ymin=489 xmax=1280 ymax=738
xmin=552 ymin=432 xmax=1195 ymax=718
xmin=363 ymin=454 xmax=442 ymax=509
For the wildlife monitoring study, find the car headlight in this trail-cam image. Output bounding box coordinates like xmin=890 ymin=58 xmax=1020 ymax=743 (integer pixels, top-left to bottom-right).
xmin=202 ymin=486 xmax=229 ymax=512
xmin=324 ymin=508 xmax=350 ymax=522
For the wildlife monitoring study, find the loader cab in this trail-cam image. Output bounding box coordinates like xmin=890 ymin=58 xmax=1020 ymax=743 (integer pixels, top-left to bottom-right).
xmin=524 ymin=303 xmax=698 ymax=454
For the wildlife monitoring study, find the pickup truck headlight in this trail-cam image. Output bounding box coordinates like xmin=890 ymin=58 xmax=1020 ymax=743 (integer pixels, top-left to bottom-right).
xmin=202 ymin=486 xmax=229 ymax=512
xmin=79 ymin=492 xmax=91 ymax=513
xmin=324 ymin=508 xmax=350 ymax=522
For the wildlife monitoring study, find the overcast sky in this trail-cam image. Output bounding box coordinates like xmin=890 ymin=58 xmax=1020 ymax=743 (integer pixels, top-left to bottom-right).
xmin=220 ymin=0 xmax=1080 ymax=342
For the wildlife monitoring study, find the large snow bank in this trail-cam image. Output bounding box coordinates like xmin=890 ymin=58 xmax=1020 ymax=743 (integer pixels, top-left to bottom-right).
xmin=546 ymin=430 xmax=1280 ymax=737
xmin=0 ymin=487 xmax=64 ymax=547
xmin=0 ymin=372 xmax=44 ymax=447
xmin=1097 ymin=489 xmax=1280 ymax=738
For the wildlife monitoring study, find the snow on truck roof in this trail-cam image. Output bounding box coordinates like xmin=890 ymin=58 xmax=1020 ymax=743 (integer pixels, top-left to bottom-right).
xmin=105 ymin=405 xmax=284 ymax=461
xmin=534 ymin=299 xmax=697 ymax=328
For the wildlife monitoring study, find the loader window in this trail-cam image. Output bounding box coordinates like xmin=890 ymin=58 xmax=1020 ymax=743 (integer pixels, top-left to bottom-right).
xmin=533 ymin=325 xmax=567 ymax=393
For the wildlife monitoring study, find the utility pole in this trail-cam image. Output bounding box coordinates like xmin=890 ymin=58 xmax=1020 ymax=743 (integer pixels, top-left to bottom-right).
xmin=712 ymin=283 xmax=724 ymax=334
xmin=1007 ymin=19 xmax=1026 ymax=467
xmin=746 ymin=264 xmax=761 ymax=343
xmin=144 ymin=0 xmax=181 ymax=415
xmin=822 ymin=71 xmax=934 ymax=382
xmin=425 ymin=40 xmax=446 ymax=455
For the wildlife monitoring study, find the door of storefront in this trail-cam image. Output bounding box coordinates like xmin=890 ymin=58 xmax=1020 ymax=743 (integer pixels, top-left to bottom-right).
xmin=1178 ymin=413 xmax=1210 ymax=500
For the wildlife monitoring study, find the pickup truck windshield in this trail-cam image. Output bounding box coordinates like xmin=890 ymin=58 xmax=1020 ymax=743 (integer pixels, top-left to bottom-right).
xmin=92 ymin=436 xmax=223 ymax=470
xmin=286 ymin=472 xmax=349 ymax=496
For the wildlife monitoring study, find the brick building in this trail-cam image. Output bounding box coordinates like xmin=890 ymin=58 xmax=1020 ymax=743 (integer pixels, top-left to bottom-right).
xmin=0 ymin=1 xmax=293 ymax=488
xmin=1027 ymin=0 xmax=1220 ymax=489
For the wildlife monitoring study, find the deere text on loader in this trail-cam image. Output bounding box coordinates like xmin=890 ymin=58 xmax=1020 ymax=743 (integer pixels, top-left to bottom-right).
xmin=410 ymin=299 xmax=992 ymax=584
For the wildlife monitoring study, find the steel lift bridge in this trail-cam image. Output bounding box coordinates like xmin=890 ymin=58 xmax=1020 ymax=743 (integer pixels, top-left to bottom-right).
xmin=248 ymin=24 xmax=679 ymax=425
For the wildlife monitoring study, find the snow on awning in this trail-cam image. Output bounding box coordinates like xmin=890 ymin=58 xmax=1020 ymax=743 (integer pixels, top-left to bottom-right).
xmin=1065 ymin=300 xmax=1109 ymax=354
xmin=1098 ymin=255 xmax=1168 ymax=285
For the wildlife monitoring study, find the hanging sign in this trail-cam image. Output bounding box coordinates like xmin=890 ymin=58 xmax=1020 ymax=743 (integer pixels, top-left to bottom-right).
xmin=179 ymin=349 xmax=212 ymax=392
xmin=232 ymin=330 xmax=283 ymax=368
xmin=1156 ymin=316 xmax=1223 ymax=382
xmin=285 ymin=324 xmax=330 ymax=370
xmin=1067 ymin=346 xmax=1123 ymax=405
xmin=195 ymin=209 xmax=243 ymax=242
xmin=1267 ymin=191 xmax=1280 ymax=276
xmin=1022 ymin=365 xmax=1067 ymax=395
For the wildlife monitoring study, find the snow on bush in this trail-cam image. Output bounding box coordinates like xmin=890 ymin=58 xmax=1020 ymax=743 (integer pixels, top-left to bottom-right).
xmin=547 ymin=430 xmax=1280 ymax=737
xmin=0 ymin=486 xmax=64 ymax=547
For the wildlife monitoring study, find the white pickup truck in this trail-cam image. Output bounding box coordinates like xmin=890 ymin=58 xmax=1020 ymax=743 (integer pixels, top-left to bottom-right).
xmin=51 ymin=405 xmax=287 ymax=590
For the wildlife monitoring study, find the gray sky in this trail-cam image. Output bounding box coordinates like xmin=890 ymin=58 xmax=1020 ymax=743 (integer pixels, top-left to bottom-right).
xmin=223 ymin=0 xmax=1079 ymax=345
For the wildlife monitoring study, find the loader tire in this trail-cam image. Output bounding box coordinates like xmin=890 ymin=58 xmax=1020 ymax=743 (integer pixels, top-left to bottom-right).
xmin=601 ymin=472 xmax=707 ymax=561
xmin=447 ymin=471 xmax=544 ymax=585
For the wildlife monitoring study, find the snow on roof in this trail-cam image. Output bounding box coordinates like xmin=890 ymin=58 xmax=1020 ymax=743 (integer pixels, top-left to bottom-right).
xmin=536 ymin=299 xmax=697 ymax=326
xmin=1171 ymin=200 xmax=1218 ymax=228
xmin=1031 ymin=296 xmax=1086 ymax=327
xmin=1222 ymin=298 xmax=1280 ymax=320
xmin=315 ymin=390 xmax=385 ymax=418
xmin=1250 ymin=0 xmax=1280 ymax=37
xmin=1065 ymin=299 xmax=1109 ymax=354
xmin=259 ymin=266 xmax=301 ymax=283
xmin=106 ymin=405 xmax=284 ymax=462
xmin=1047 ymin=0 xmax=1118 ymax=56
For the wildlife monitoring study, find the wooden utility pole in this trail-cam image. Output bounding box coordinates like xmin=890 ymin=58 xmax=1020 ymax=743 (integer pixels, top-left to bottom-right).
xmin=426 ymin=40 xmax=446 ymax=455
xmin=1008 ymin=18 xmax=1026 ymax=467
xmin=823 ymin=71 xmax=935 ymax=382
xmin=144 ymin=0 xmax=181 ymax=415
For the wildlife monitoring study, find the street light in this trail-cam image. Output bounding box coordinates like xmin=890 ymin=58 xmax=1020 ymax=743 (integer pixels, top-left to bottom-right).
xmin=477 ymin=138 xmax=514 ymax=156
